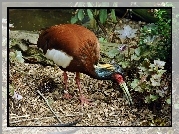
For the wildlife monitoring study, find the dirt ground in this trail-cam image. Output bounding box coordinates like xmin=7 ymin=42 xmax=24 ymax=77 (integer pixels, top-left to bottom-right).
xmin=8 ymin=59 xmax=171 ymax=126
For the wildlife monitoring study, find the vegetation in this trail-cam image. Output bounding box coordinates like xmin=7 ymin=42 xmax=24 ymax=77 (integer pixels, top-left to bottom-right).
xmin=71 ymin=8 xmax=172 ymax=106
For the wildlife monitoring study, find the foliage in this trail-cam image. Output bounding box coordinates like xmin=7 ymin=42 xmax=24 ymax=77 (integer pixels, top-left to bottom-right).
xmin=71 ymin=9 xmax=117 ymax=29
xmin=135 ymin=10 xmax=170 ymax=104
xmin=98 ymin=37 xmax=107 ymax=43
xmin=130 ymin=59 xmax=168 ymax=103
xmin=96 ymin=8 xmax=171 ymax=105
xmin=139 ymin=20 xmax=171 ymax=62
xmin=113 ymin=9 xmax=171 ymax=104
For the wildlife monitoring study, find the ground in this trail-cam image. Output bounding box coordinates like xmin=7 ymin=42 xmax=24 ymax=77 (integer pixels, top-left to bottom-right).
xmin=8 ymin=55 xmax=171 ymax=126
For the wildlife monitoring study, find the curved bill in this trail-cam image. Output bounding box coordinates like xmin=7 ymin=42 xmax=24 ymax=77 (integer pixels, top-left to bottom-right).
xmin=119 ymin=82 xmax=133 ymax=105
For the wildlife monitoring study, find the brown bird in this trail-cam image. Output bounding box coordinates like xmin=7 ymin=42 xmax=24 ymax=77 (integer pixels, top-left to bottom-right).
xmin=37 ymin=24 xmax=133 ymax=105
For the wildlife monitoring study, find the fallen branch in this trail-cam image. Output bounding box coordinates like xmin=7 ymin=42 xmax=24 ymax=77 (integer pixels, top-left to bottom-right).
xmin=37 ymin=90 xmax=82 ymax=126
xmin=37 ymin=90 xmax=63 ymax=124
xmin=10 ymin=116 xmax=60 ymax=124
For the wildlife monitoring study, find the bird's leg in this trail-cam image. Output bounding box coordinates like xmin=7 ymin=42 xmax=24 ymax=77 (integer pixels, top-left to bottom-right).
xmin=63 ymin=71 xmax=72 ymax=99
xmin=75 ymin=72 xmax=91 ymax=105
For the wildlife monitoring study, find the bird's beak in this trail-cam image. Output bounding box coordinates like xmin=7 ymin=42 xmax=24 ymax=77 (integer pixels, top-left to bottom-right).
xmin=119 ymin=82 xmax=133 ymax=105
xmin=113 ymin=74 xmax=133 ymax=105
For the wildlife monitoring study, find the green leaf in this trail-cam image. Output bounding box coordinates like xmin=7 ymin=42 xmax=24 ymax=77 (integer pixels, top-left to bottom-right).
xmin=9 ymin=51 xmax=16 ymax=59
xmin=87 ymin=9 xmax=94 ymax=20
xmin=105 ymin=49 xmax=119 ymax=58
xmin=150 ymin=94 xmax=158 ymax=101
xmin=121 ymin=61 xmax=129 ymax=68
xmin=131 ymin=79 xmax=139 ymax=89
xmin=166 ymin=98 xmax=171 ymax=104
xmin=131 ymin=54 xmax=140 ymax=61
xmin=145 ymin=95 xmax=151 ymax=103
xmin=157 ymin=70 xmax=166 ymax=75
xmin=131 ymin=79 xmax=144 ymax=92
xmin=9 ymin=84 xmax=15 ymax=96
xmin=111 ymin=9 xmax=117 ymax=22
xmin=71 ymin=14 xmax=78 ymax=24
xmin=150 ymin=77 xmax=160 ymax=86
xmin=135 ymin=47 xmax=141 ymax=56
xmin=99 ymin=9 xmax=107 ymax=24
xmin=135 ymin=86 xmax=144 ymax=92
xmin=98 ymin=37 xmax=107 ymax=43
xmin=138 ymin=66 xmax=147 ymax=72
xmin=78 ymin=9 xmax=84 ymax=21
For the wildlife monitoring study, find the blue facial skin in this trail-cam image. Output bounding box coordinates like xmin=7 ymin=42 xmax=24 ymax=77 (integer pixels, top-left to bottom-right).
xmin=94 ymin=63 xmax=124 ymax=81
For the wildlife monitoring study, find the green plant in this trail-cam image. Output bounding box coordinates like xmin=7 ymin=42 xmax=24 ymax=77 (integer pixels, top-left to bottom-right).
xmin=130 ymin=59 xmax=169 ymax=103
xmin=114 ymin=9 xmax=171 ymax=104
xmin=139 ymin=9 xmax=171 ymax=62
xmin=131 ymin=9 xmax=171 ymax=104
xmin=71 ymin=9 xmax=117 ymax=29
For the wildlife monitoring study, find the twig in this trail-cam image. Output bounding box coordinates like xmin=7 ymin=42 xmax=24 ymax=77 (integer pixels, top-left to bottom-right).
xmin=37 ymin=90 xmax=63 ymax=124
xmin=10 ymin=116 xmax=61 ymax=124
xmin=10 ymin=114 xmax=30 ymax=119
xmin=121 ymin=9 xmax=129 ymax=19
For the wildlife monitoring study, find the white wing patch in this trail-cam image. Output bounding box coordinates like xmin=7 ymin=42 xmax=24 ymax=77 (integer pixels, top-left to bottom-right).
xmin=45 ymin=49 xmax=73 ymax=68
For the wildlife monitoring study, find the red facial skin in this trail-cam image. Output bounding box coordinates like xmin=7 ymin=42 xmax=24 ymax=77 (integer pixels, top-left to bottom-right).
xmin=112 ymin=74 xmax=124 ymax=84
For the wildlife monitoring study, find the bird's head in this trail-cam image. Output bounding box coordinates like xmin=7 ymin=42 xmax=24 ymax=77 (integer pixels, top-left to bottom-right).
xmin=94 ymin=63 xmax=124 ymax=83
xmin=94 ymin=63 xmax=133 ymax=105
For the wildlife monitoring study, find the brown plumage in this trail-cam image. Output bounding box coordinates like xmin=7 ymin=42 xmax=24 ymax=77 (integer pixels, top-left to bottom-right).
xmin=37 ymin=24 xmax=132 ymax=105
xmin=37 ymin=24 xmax=100 ymax=77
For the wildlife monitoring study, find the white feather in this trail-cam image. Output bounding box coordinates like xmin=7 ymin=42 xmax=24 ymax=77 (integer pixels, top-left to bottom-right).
xmin=45 ymin=49 xmax=73 ymax=68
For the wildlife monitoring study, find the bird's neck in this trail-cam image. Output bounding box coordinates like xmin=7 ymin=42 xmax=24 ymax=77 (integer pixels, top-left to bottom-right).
xmin=93 ymin=63 xmax=115 ymax=80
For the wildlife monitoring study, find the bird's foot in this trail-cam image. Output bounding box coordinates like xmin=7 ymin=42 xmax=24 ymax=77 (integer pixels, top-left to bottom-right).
xmin=63 ymin=92 xmax=72 ymax=99
xmin=79 ymin=95 xmax=93 ymax=106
